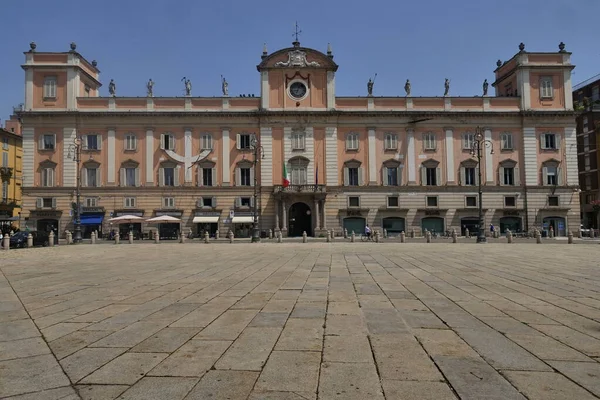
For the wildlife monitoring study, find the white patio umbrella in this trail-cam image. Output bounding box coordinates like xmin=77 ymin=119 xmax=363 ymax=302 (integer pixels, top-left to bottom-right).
xmin=145 ymin=215 xmax=182 ymax=240
xmin=108 ymin=215 xmax=145 ymax=236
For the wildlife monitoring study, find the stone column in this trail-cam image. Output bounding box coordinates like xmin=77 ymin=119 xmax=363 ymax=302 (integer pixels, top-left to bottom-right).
xmin=315 ymin=199 xmax=321 ymax=231
xmin=321 ymin=200 xmax=327 ymax=230
xmin=274 ymin=200 xmax=280 ymax=230
xmin=281 ymin=200 xmax=287 ymax=234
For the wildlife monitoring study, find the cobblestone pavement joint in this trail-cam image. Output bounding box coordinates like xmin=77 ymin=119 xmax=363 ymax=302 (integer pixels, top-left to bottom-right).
xmin=1 ymin=243 xmax=599 ymax=399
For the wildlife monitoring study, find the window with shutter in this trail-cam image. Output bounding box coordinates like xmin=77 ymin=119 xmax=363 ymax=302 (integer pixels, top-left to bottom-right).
xmin=201 ymin=134 xmax=213 ymax=150
xmin=501 ymin=133 xmax=513 ymax=150
xmin=423 ymin=133 xmax=436 ymax=150
xmin=346 ymin=133 xmax=359 ymax=151
xmin=540 ymin=77 xmax=553 ymax=99
xmin=462 ymin=133 xmax=474 ymax=150
xmin=43 ymin=76 xmax=57 ymax=99
xmin=125 ymin=134 xmax=137 ymax=151
xmin=384 ymin=133 xmax=398 ymax=150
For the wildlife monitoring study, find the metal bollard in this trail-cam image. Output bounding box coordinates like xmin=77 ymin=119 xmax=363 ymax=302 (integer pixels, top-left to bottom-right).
xmin=452 ymin=229 xmax=457 ymax=243
xmin=400 ymin=231 xmax=405 ymax=243
xmin=344 ymin=228 xmax=348 ymax=239
xmin=114 ymin=233 xmax=120 ymax=245
xmin=326 ymin=231 xmax=331 ymax=242
xmin=375 ymin=231 xmax=380 ymax=243
xmin=91 ymin=231 xmax=96 ymax=244
xmin=49 ymin=231 xmax=55 ymax=247
xmin=179 ymin=232 xmax=185 ymax=244
xmin=277 ymin=231 xmax=282 ymax=243
xmin=229 ymin=231 xmax=234 ymax=243
xmin=204 ymin=231 xmax=210 ymax=243
xmin=383 ymin=229 xmax=388 ymax=239
xmin=410 ymin=229 xmax=415 ymax=239
xmin=128 ymin=231 xmax=134 ymax=244
xmin=3 ymin=234 xmax=9 ymax=250
xmin=331 ymin=229 xmax=335 ymax=238
xmin=26 ymin=233 xmax=33 ymax=248
xmin=536 ymin=231 xmax=542 ymax=244
xmin=351 ymin=231 xmax=355 ymax=242
xmin=507 ymin=230 xmax=513 ymax=243
xmin=426 ymin=231 xmax=431 ymax=243
xmin=269 ymin=229 xmax=273 ymax=240
xmin=549 ymin=227 xmax=554 ymax=239
xmin=465 ymin=228 xmax=470 ymax=238
xmin=568 ymin=231 xmax=573 ymax=244
xmin=215 ymin=230 xmax=219 ymax=239
xmin=302 ymin=231 xmax=307 ymax=243
xmin=154 ymin=230 xmax=160 ymax=244
xmin=66 ymin=231 xmax=72 ymax=245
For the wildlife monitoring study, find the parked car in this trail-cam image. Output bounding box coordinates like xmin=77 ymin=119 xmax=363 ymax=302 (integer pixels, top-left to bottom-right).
xmin=9 ymin=231 xmax=50 ymax=248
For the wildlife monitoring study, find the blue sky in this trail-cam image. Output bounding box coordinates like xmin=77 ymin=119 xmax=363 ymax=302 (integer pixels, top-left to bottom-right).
xmin=1 ymin=0 xmax=599 ymax=122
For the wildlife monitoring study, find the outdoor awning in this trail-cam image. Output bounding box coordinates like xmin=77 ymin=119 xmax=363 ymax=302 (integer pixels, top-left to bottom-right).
xmin=80 ymin=214 xmax=104 ymax=225
xmin=231 ymin=216 xmax=254 ymax=223
xmin=193 ymin=216 xmax=219 ymax=223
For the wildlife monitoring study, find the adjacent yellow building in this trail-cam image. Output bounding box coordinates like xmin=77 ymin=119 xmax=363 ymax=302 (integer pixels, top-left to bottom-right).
xmin=0 ymin=126 xmax=23 ymax=228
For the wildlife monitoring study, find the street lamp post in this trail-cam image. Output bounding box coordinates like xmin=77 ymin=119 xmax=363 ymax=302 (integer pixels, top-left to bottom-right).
xmin=470 ymin=126 xmax=494 ymax=243
xmin=67 ymin=137 xmax=83 ymax=243
xmin=249 ymin=134 xmax=264 ymax=243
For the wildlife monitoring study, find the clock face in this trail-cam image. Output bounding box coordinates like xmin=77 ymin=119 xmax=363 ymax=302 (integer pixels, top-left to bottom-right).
xmin=289 ymin=81 xmax=307 ymax=99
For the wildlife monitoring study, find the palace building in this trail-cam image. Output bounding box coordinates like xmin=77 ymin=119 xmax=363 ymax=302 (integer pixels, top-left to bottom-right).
xmin=0 ymin=122 xmax=23 ymax=228
xmin=16 ymin=39 xmax=579 ymax=238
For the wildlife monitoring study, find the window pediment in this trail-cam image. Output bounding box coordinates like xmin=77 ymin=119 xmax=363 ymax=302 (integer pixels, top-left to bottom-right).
xmin=288 ymin=156 xmax=310 ymax=166
xmin=542 ymin=158 xmax=561 ymax=167
xmin=422 ymin=159 xmax=440 ymax=167
xmin=39 ymin=159 xmax=57 ymax=168
xmin=460 ymin=158 xmax=478 ymax=167
xmin=159 ymin=160 xmax=178 ymax=168
xmin=121 ymin=159 xmax=139 ymax=168
xmin=236 ymin=160 xmax=253 ymax=168
xmin=382 ymin=158 xmax=401 ymax=167
xmin=499 ymin=158 xmax=517 ymax=167
xmin=83 ymin=160 xmax=100 ymax=168
xmin=198 ymin=160 xmax=216 ymax=168
xmin=343 ymin=158 xmax=362 ymax=168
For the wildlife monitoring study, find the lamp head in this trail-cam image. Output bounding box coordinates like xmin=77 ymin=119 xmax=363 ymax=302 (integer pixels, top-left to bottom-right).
xmin=490 ymin=149 xmax=494 ymax=155
xmin=475 ymin=127 xmax=483 ymax=141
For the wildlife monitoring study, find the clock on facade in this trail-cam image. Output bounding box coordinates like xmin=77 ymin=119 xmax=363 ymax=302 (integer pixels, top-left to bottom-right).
xmin=289 ymin=81 xmax=307 ymax=100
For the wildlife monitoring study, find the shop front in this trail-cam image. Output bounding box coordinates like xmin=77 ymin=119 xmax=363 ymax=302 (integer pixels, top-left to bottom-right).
xmin=155 ymin=210 xmax=183 ymax=240
xmin=28 ymin=210 xmax=61 ymax=244
xmin=80 ymin=207 xmax=105 ymax=238
xmin=193 ymin=212 xmax=220 ymax=238
xmin=231 ymin=214 xmax=253 ymax=238
xmin=112 ymin=210 xmax=144 ymax=239
xmin=499 ymin=211 xmax=523 ymax=234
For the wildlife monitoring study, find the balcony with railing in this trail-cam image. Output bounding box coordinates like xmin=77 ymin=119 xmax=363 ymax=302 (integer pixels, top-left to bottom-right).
xmin=0 ymin=167 xmax=13 ymax=182
xmin=273 ymin=184 xmax=326 ymax=194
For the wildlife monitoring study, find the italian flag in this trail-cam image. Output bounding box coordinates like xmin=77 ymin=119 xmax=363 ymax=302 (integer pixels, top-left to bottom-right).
xmin=282 ymin=163 xmax=290 ymax=187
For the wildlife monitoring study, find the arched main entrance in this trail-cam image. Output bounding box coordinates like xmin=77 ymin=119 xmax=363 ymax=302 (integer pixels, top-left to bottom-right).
xmin=543 ymin=216 xmax=566 ymax=237
xmin=421 ymin=217 xmax=444 ymax=235
xmin=343 ymin=217 xmax=366 ymax=236
xmin=288 ymin=202 xmax=312 ymax=237
xmin=382 ymin=217 xmax=405 ymax=237
xmin=499 ymin=217 xmax=522 ymax=234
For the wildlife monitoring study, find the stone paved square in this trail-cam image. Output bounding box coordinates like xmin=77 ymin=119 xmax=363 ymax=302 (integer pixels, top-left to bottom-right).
xmin=1 ymin=242 xmax=600 ymax=399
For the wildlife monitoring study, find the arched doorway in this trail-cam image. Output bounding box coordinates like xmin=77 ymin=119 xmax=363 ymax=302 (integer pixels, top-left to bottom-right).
xmin=499 ymin=217 xmax=522 ymax=234
xmin=37 ymin=219 xmax=59 ymax=244
xmin=460 ymin=217 xmax=480 ymax=236
xmin=382 ymin=217 xmax=405 ymax=237
xmin=288 ymin=202 xmax=312 ymax=237
xmin=343 ymin=217 xmax=366 ymax=235
xmin=421 ymin=217 xmax=444 ymax=235
xmin=543 ymin=216 xmax=566 ymax=237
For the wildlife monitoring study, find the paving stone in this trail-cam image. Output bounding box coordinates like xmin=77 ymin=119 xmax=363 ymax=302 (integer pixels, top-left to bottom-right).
xmin=363 ymin=309 xmax=409 ymax=334
xmin=276 ymin=318 xmax=323 ymax=351
xmin=0 ymin=318 xmax=40 ymax=342
xmin=501 ymin=309 xmax=561 ymax=325
xmin=117 ymin=376 xmax=198 ymax=399
xmin=68 ymin=304 xmax=133 ymax=323
xmin=170 ymin=296 xmax=240 ymax=327
xmin=399 ymin=310 xmax=447 ymax=329
xmin=248 ymin=312 xmax=289 ymax=327
xmin=326 ymin=301 xmax=361 ymax=315
xmin=41 ymin=322 xmax=91 ymax=341
xmin=148 ymin=340 xmax=231 ymax=377
xmin=502 ymin=370 xmax=598 ymax=400
xmin=434 ymin=355 xmax=526 ymax=400
xmin=323 ymin=334 xmax=373 ymax=363
xmin=0 ymin=337 xmax=51 ymax=361
xmin=260 ymin=299 xmax=296 ymax=313
xmin=414 ymin=328 xmax=480 ymax=358
xmin=131 ymin=327 xmax=199 ymax=353
xmin=3 ymin=386 xmax=79 ymax=400
xmin=547 ymin=360 xmax=600 ymax=397
xmin=319 ymin=362 xmax=384 ymax=399
xmin=456 ymin=301 xmax=508 ymax=317
xmin=183 ymin=370 xmax=258 ymax=400
xmin=143 ymin=303 xmax=199 ymax=323
xmin=390 ymin=299 xmax=429 ymax=311
xmin=76 ymin=384 xmax=129 ymax=399
xmin=290 ymin=301 xmax=326 ymax=318
xmin=229 ymin=293 xmax=273 ymax=310
xmin=79 ymin=352 xmax=167 ymax=385
xmin=370 ymin=334 xmax=443 ymax=381
xmin=248 ymin=391 xmax=316 ymax=399
xmin=382 ymin=380 xmax=458 ymax=400
xmin=60 ymin=347 xmax=128 ymax=382
xmin=48 ymin=329 xmax=114 ymax=360
xmin=0 ymin=354 xmax=71 ymax=398
xmin=89 ymin=321 xmax=168 ymax=348
xmin=506 ymin=334 xmax=594 ymax=362
xmin=255 ymin=351 xmax=320 ymax=393
xmin=194 ymin=309 xmax=258 ymax=340
xmin=215 ymin=327 xmax=281 ymax=371
xmin=530 ymin=324 xmax=600 ymax=357
xmin=480 ymin=316 xmax=540 ymax=335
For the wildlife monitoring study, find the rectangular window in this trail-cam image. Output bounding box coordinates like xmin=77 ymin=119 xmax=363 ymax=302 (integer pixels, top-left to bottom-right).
xmin=423 ymin=133 xmax=436 ymax=150
xmin=42 ymin=134 xmax=55 ymax=150
xmin=542 ymin=133 xmax=557 ymax=150
xmin=202 ymin=134 xmax=213 ymax=150
xmin=125 ymin=168 xmax=136 ymax=186
xmin=162 ymin=134 xmax=175 ymax=150
xmin=240 ymin=197 xmax=251 ymax=207
xmin=163 ymin=197 xmax=175 ymax=208
xmin=504 ymin=196 xmax=516 ymax=207
xmin=592 ymin=86 xmax=599 ymax=102
xmin=387 ymin=196 xmax=399 ymax=208
xmin=586 ymin=193 xmax=596 ymax=204
xmin=2 ymin=137 xmax=8 ymax=150
xmin=540 ymin=77 xmax=553 ymax=99
xmin=585 ymin=156 xmax=591 ymax=170
xmin=462 ymin=133 xmax=475 ymax=150
xmin=202 ymin=167 xmax=213 ymax=186
xmin=546 ymin=166 xmax=557 ymax=185
xmin=291 ymin=133 xmax=305 ymax=150
xmin=42 ymin=198 xmax=54 ymax=208
xmin=426 ymin=167 xmax=437 ymax=186
xmin=385 ymin=134 xmax=398 ymax=150
xmin=124 ymin=197 xmax=136 ymax=208
xmin=548 ymin=196 xmax=559 ymax=206
xmin=503 ymin=167 xmax=515 ymax=185
xmin=238 ymin=134 xmax=251 ymax=150
xmin=501 ymin=133 xmax=513 ymax=150
xmin=290 ymin=166 xmax=307 ymax=185
xmin=348 ymin=167 xmax=359 ymax=186
xmin=125 ymin=135 xmax=137 ymax=151
xmin=426 ymin=196 xmax=438 ymax=207
xmin=202 ymin=197 xmax=214 ymax=208
xmin=86 ymin=168 xmax=98 ymax=187
xmin=41 ymin=168 xmax=54 ymax=187
xmin=85 ymin=198 xmax=98 ymax=207
xmin=348 ymin=196 xmax=360 ymax=208
xmin=346 ymin=134 xmax=359 ymax=151
xmin=163 ymin=167 xmax=175 ymax=186
xmin=86 ymin=135 xmax=99 ymax=150
xmin=386 ymin=167 xmax=398 ymax=186
xmin=2 ymin=152 xmax=7 ymax=167
xmin=586 ymin=175 xmax=592 ymax=190
xmin=465 ymin=196 xmax=477 ymax=207
xmin=1 ymin=181 xmax=7 ymax=202
xmin=43 ymin=76 xmax=57 ymax=99
xmin=240 ymin=168 xmax=251 ymax=186
xmin=464 ymin=167 xmax=476 ymax=185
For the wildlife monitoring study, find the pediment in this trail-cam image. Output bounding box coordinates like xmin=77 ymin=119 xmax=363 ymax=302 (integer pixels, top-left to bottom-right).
xmin=121 ymin=158 xmax=139 ymax=167
xmin=258 ymin=45 xmax=338 ymax=71
xmin=460 ymin=158 xmax=478 ymax=166
xmin=39 ymin=159 xmax=57 ymax=168
xmin=383 ymin=158 xmax=401 ymax=167
xmin=343 ymin=158 xmax=362 ymax=167
xmin=422 ymin=158 xmax=440 ymax=167
xmin=499 ymin=158 xmax=518 ymax=167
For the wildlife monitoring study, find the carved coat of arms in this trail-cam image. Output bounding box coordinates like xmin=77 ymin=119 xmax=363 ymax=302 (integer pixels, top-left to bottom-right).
xmin=275 ymin=50 xmax=320 ymax=68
